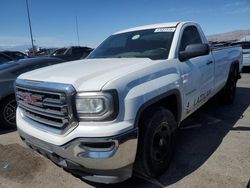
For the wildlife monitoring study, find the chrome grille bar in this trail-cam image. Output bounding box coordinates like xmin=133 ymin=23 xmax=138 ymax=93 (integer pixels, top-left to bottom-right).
xmin=15 ymin=79 xmax=77 ymax=134
xmin=23 ymin=109 xmax=67 ymax=128
xmin=18 ymin=101 xmax=67 ymax=118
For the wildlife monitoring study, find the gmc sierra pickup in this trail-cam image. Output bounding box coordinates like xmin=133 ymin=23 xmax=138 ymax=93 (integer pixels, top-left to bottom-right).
xmin=15 ymin=22 xmax=242 ymax=184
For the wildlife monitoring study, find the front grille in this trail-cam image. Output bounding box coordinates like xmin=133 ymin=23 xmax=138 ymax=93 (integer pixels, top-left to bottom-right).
xmin=15 ymin=79 xmax=77 ymax=133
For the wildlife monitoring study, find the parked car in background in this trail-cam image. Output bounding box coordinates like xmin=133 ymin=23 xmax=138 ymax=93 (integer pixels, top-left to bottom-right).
xmin=1 ymin=51 xmax=28 ymax=60
xmin=35 ymin=48 xmax=57 ymax=56
xmin=232 ymin=41 xmax=250 ymax=68
xmin=0 ymin=52 xmax=13 ymax=64
xmin=0 ymin=46 xmax=93 ymax=128
xmin=50 ymin=47 xmax=67 ymax=56
xmin=50 ymin=46 xmax=93 ymax=61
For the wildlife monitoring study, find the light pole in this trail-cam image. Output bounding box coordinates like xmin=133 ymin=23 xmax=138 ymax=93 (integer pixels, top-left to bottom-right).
xmin=75 ymin=16 xmax=80 ymax=46
xmin=25 ymin=0 xmax=35 ymax=56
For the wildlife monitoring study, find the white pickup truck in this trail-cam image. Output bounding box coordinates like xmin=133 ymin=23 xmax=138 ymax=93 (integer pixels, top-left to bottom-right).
xmin=15 ymin=22 xmax=242 ymax=184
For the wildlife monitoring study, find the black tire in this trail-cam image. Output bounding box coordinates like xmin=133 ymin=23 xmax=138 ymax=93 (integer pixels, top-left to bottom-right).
xmin=134 ymin=106 xmax=177 ymax=177
xmin=0 ymin=95 xmax=17 ymax=129
xmin=221 ymin=65 xmax=238 ymax=104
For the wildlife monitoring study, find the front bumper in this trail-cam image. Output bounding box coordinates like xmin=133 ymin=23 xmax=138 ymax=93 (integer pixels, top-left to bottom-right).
xmin=18 ymin=127 xmax=138 ymax=184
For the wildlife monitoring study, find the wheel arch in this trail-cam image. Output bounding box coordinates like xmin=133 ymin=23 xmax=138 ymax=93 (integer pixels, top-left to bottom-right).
xmin=0 ymin=93 xmax=16 ymax=103
xmin=134 ymin=89 xmax=182 ymax=128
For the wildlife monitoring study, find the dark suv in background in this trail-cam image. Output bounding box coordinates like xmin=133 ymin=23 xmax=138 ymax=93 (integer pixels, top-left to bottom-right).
xmin=50 ymin=46 xmax=93 ymax=61
xmin=0 ymin=52 xmax=13 ymax=64
xmin=1 ymin=51 xmax=29 ymax=60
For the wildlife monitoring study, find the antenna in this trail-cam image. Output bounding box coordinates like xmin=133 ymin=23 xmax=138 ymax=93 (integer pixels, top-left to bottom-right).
xmin=75 ymin=16 xmax=80 ymax=46
xmin=25 ymin=0 xmax=35 ymax=56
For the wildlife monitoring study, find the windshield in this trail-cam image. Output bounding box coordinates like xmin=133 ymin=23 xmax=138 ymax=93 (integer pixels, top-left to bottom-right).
xmin=88 ymin=28 xmax=175 ymax=60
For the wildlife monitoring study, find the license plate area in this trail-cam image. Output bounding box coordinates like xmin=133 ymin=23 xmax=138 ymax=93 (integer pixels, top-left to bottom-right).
xmin=25 ymin=136 xmax=53 ymax=154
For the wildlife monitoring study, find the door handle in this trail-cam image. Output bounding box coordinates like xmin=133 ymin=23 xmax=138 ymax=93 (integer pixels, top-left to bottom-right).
xmin=206 ymin=61 xmax=213 ymax=65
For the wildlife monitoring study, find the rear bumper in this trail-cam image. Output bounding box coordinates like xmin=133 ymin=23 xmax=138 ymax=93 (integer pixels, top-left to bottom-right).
xmin=18 ymin=127 xmax=138 ymax=184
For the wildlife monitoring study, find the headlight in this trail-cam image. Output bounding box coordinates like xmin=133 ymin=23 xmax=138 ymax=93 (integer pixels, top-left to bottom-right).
xmin=75 ymin=91 xmax=118 ymax=121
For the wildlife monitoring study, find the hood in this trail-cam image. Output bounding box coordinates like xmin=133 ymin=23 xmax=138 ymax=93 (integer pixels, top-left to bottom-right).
xmin=18 ymin=58 xmax=153 ymax=91
xmin=0 ymin=61 xmax=19 ymax=71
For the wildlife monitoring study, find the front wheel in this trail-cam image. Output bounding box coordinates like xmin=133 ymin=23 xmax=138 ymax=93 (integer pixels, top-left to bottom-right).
xmin=0 ymin=96 xmax=17 ymax=129
xmin=134 ymin=107 xmax=177 ymax=177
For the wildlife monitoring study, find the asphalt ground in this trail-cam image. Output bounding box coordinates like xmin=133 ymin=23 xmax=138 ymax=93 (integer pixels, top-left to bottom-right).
xmin=0 ymin=74 xmax=250 ymax=188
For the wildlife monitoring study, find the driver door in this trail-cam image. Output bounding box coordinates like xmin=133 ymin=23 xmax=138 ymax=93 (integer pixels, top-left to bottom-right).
xmin=178 ymin=26 xmax=214 ymax=118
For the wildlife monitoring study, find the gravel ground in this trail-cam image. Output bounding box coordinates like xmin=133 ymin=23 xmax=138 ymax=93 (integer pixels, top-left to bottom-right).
xmin=0 ymin=74 xmax=250 ymax=188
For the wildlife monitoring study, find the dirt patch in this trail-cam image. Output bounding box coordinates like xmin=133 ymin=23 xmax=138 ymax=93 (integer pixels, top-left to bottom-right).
xmin=0 ymin=144 xmax=46 ymax=184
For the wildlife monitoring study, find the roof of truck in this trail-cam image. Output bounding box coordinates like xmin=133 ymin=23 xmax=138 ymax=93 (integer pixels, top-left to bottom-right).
xmin=114 ymin=22 xmax=181 ymax=34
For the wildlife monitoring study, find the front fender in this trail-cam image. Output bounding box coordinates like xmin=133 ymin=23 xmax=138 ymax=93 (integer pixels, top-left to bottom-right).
xmin=0 ymin=79 xmax=15 ymax=101
xmin=102 ymin=59 xmax=182 ymax=125
xmin=123 ymin=72 xmax=182 ymax=125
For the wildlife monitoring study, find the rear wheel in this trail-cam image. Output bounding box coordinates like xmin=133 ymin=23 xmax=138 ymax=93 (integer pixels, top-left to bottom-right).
xmin=0 ymin=96 xmax=17 ymax=129
xmin=134 ymin=107 xmax=177 ymax=177
xmin=220 ymin=65 xmax=238 ymax=104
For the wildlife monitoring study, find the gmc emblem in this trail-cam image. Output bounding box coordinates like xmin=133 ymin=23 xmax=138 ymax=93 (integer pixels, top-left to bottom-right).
xmin=23 ymin=93 xmax=42 ymax=106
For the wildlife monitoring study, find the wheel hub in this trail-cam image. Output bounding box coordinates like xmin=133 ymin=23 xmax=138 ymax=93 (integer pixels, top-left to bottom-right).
xmin=151 ymin=123 xmax=171 ymax=162
xmin=159 ymin=138 xmax=166 ymax=147
xmin=3 ymin=100 xmax=17 ymax=126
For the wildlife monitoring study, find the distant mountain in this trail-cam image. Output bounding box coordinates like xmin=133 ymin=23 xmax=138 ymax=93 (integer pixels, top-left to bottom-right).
xmin=0 ymin=45 xmax=59 ymax=53
xmin=207 ymin=29 xmax=250 ymax=42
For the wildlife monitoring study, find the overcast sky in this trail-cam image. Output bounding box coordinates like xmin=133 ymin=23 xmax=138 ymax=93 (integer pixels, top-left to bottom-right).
xmin=0 ymin=0 xmax=250 ymax=49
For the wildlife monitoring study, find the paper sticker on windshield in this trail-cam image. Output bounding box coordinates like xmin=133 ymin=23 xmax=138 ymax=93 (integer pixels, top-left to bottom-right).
xmin=154 ymin=27 xmax=176 ymax=32
xmin=132 ymin=34 xmax=140 ymax=40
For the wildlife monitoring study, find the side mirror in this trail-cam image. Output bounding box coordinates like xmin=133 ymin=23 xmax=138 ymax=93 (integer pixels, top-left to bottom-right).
xmin=179 ymin=43 xmax=210 ymax=62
